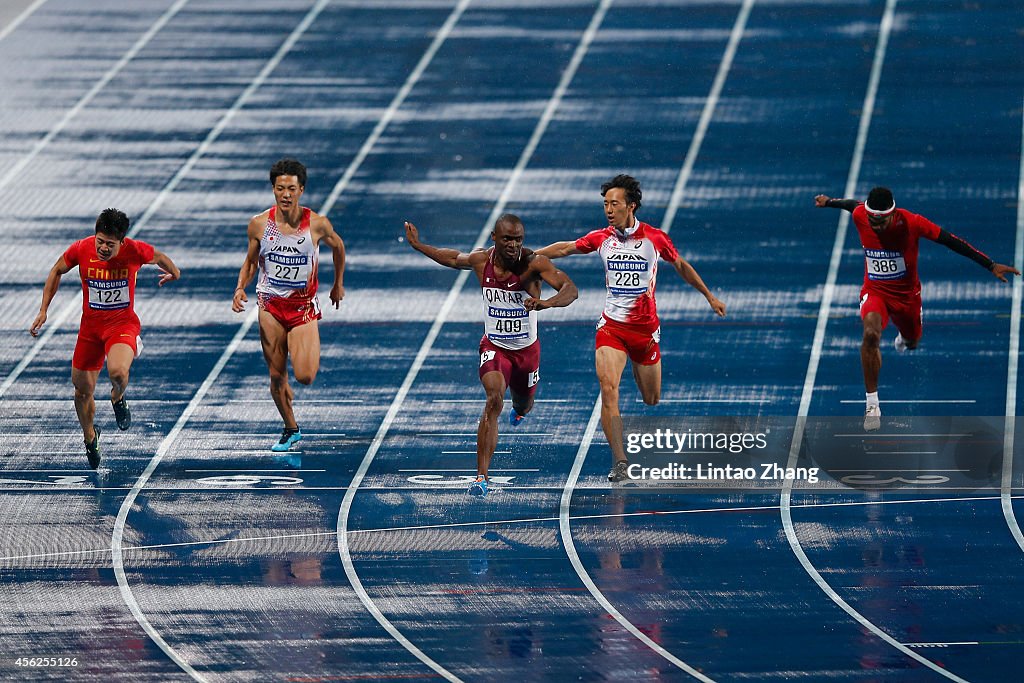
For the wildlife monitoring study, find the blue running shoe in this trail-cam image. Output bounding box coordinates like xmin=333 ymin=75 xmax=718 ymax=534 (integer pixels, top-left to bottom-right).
xmin=509 ymin=409 xmax=525 ymax=427
xmin=468 ymin=475 xmax=489 ymax=497
xmin=271 ymin=428 xmax=302 ymax=452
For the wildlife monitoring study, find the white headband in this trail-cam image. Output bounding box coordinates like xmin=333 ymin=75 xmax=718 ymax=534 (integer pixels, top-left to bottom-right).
xmin=865 ymin=199 xmax=896 ymax=217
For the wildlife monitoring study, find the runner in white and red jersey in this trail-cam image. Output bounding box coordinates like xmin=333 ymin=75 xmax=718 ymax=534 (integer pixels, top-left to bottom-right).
xmin=30 ymin=208 xmax=180 ymax=469
xmin=404 ymin=214 xmax=577 ymax=497
xmin=538 ymin=174 xmax=726 ymax=482
xmin=233 ymin=158 xmax=346 ymax=452
xmin=816 ymin=186 xmax=1018 ymax=431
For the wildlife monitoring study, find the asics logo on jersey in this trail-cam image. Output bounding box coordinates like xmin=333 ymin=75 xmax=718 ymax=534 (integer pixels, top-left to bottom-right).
xmin=297 ymin=237 xmax=305 ymax=244
xmin=633 ymin=240 xmax=643 ymax=249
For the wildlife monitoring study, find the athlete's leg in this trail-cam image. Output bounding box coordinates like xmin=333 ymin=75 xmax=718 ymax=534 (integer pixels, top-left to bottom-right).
xmin=631 ymin=361 xmax=661 ymax=406
xmin=477 ymin=370 xmax=507 ymax=478
xmin=287 ymin=319 xmax=321 ymax=386
xmin=596 ymin=345 xmax=629 ymax=463
xmin=71 ymin=367 xmax=99 ymax=443
xmin=259 ymin=310 xmax=297 ymax=429
xmin=861 ymin=312 xmax=884 ymax=393
xmin=106 ymin=343 xmax=135 ymax=403
xmin=510 ymin=389 xmax=534 ymax=417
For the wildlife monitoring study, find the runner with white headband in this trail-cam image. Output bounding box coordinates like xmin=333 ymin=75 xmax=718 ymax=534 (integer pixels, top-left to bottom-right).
xmin=814 ymin=186 xmax=1019 ymax=431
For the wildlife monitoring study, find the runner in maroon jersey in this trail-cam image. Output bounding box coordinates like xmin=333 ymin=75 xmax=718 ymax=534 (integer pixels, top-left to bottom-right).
xmin=30 ymin=208 xmax=180 ymax=469
xmin=404 ymin=214 xmax=577 ymax=497
xmin=538 ymin=175 xmax=726 ymax=482
xmin=815 ymin=187 xmax=1018 ymax=431
xmin=233 ymin=158 xmax=346 ymax=452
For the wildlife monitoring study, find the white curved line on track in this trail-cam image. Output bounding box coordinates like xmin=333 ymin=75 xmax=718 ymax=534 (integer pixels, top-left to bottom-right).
xmin=1003 ymin=95 xmax=1024 ymax=551
xmin=782 ymin=1 xmax=970 ymax=679
xmin=110 ymin=1 xmax=336 ymax=679
xmin=557 ymin=0 xmax=754 ymax=679
xmin=334 ymin=2 xmax=634 ymax=682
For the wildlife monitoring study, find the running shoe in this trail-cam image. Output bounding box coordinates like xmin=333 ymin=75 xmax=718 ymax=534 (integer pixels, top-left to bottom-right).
xmin=864 ymin=404 xmax=881 ymax=432
xmin=509 ymin=408 xmax=525 ymax=427
xmin=468 ymin=475 xmax=489 ymax=497
xmin=271 ymin=428 xmax=302 ymax=452
xmin=607 ymin=460 xmax=631 ymax=482
xmin=112 ymin=396 xmax=131 ymax=431
xmin=86 ymin=426 xmax=101 ymax=470
xmin=894 ymin=333 xmax=907 ymax=353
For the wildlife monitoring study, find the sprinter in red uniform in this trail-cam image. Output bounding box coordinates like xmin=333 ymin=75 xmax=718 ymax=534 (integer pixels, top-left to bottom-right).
xmin=538 ymin=175 xmax=726 ymax=482
xmin=815 ymin=187 xmax=1018 ymax=431
xmin=30 ymin=208 xmax=180 ymax=468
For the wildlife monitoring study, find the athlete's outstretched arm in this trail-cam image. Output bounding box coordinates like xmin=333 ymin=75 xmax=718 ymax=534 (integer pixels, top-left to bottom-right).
xmin=149 ymin=249 xmax=181 ymax=287
xmin=933 ymin=229 xmax=1020 ymax=283
xmin=672 ymin=256 xmax=726 ymax=317
xmin=30 ymin=255 xmax=72 ymax=336
xmin=404 ymin=221 xmax=474 ymax=269
xmin=233 ymin=217 xmax=263 ymax=312
xmin=317 ymin=217 xmax=346 ymax=307
xmin=534 ymin=241 xmax=580 ymax=259
xmin=524 ymin=255 xmax=578 ymax=311
xmin=814 ymin=194 xmax=858 ymax=212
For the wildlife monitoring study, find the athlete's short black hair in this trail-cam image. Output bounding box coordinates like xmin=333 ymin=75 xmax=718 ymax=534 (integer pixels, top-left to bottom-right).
xmin=494 ymin=213 xmax=524 ymax=233
xmin=601 ymin=174 xmax=642 ymax=211
xmin=269 ymin=158 xmax=307 ymax=187
xmin=95 ymin=208 xmax=130 ymax=240
xmin=866 ymin=186 xmax=895 ymax=212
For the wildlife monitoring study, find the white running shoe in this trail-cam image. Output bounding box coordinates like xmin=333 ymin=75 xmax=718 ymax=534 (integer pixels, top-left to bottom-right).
xmin=894 ymin=333 xmax=907 ymax=353
xmin=864 ymin=404 xmax=881 ymax=432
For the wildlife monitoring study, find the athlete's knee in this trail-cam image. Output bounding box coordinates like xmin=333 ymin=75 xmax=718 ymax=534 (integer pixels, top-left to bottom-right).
xmin=269 ymin=371 xmax=289 ymax=392
xmin=108 ymin=367 xmax=129 ymax=388
xmin=483 ymin=392 xmax=504 ymax=417
xmin=862 ymin=327 xmax=881 ymax=348
xmin=74 ymin=385 xmax=93 ymax=401
xmin=294 ymin=368 xmax=317 ymax=385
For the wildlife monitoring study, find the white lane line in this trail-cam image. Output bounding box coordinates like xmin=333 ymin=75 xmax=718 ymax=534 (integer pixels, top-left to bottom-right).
xmin=838 ymin=399 xmax=975 ymax=404
xmin=417 ymin=432 xmax=551 ymax=436
xmin=223 ymin=399 xmax=364 ymax=403
xmin=336 ymin=2 xmax=628 ymax=682
xmin=640 ymin=398 xmax=767 ymax=403
xmin=0 ymin=0 xmax=193 ymax=398
xmin=9 ymin=493 xmax=1014 ymax=564
xmin=1003 ymin=92 xmax=1024 ymax=552
xmin=439 ymin=450 xmax=511 ymax=454
xmin=559 ymin=402 xmax=714 ymax=682
xmin=559 ymin=1 xmax=754 ymax=679
xmin=397 ymin=468 xmax=536 ymax=472
xmin=324 ymin=2 xmax=478 ymax=681
xmin=780 ymin=2 xmax=968 ymax=679
xmin=833 ymin=433 xmax=972 ymax=438
xmin=109 ymin=1 xmax=341 ymax=680
xmin=431 ymin=398 xmax=568 ymax=403
xmin=0 ymin=0 xmax=49 ymax=43
xmin=107 ymin=0 xmax=480 ymax=676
